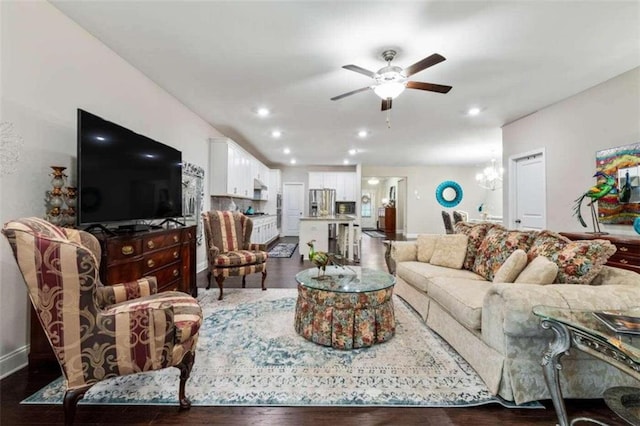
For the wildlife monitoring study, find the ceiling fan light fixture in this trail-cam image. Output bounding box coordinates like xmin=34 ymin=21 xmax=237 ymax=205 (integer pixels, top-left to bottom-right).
xmin=373 ymin=81 xmax=406 ymax=100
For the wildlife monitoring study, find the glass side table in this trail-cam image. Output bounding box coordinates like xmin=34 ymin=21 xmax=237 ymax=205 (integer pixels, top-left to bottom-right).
xmin=533 ymin=306 xmax=640 ymax=426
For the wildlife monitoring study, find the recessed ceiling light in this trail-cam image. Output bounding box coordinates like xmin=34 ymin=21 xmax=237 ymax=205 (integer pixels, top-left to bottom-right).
xmin=290 ymin=158 xmax=296 ymax=164
xmin=96 ymin=136 xmax=106 ymax=141
xmin=343 ymin=159 xmax=349 ymax=165
xmin=468 ymin=107 xmax=481 ymax=116
xmin=348 ymin=149 xmax=357 ymax=155
xmin=271 ymin=130 xmax=282 ymax=138
xmin=257 ymin=107 xmax=270 ymax=117
xmin=358 ymin=130 xmax=368 ymax=138
xmin=283 ymin=148 xmax=291 ymax=154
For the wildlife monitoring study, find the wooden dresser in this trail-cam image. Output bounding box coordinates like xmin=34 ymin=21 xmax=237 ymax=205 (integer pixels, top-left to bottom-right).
xmin=560 ymin=232 xmax=640 ymax=274
xmin=377 ymin=207 xmax=396 ymax=233
xmin=29 ymin=225 xmax=197 ymax=369
xmin=98 ymin=226 xmax=197 ymax=295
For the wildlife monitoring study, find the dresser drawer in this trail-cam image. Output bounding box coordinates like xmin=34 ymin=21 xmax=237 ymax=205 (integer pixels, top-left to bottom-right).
xmin=143 ymin=246 xmax=182 ymax=274
xmin=157 ymin=278 xmax=182 ymax=293
xmin=612 ymin=242 xmax=640 ymax=258
xmin=105 ymin=237 xmax=143 ymax=264
xmin=151 ymin=261 xmax=182 ymax=287
xmin=143 ymin=230 xmax=182 ymax=252
xmin=104 ymin=260 xmax=143 ymax=284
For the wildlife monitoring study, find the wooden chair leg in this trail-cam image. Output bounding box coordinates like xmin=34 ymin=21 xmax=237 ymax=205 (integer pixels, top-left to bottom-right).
xmin=242 ymin=275 xmax=246 ymax=288
xmin=175 ymin=351 xmax=195 ymax=410
xmin=261 ymin=270 xmax=267 ymax=291
xmin=215 ymin=275 xmax=225 ymax=300
xmin=206 ymin=271 xmax=212 ymax=289
xmin=63 ymin=386 xmax=90 ymax=425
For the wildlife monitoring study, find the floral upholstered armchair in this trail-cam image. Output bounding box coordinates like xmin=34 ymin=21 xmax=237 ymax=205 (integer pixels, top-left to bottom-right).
xmin=202 ymin=210 xmax=268 ymax=300
xmin=2 ymin=217 xmax=202 ymax=425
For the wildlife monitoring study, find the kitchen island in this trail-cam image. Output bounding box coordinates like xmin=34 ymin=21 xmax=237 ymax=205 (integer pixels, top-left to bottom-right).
xmin=299 ymin=215 xmax=356 ymax=262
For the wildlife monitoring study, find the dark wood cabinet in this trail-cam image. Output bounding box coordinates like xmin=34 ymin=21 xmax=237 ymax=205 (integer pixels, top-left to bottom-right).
xmin=29 ymin=226 xmax=197 ymax=369
xmin=377 ymin=207 xmax=396 ymax=233
xmin=560 ymin=232 xmax=640 ymax=274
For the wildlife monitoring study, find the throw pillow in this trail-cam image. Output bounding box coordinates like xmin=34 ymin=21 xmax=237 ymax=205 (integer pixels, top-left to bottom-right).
xmin=416 ymin=234 xmax=439 ymax=262
xmin=472 ymin=227 xmax=536 ymax=281
xmin=528 ymin=230 xmax=617 ymax=284
xmin=515 ymin=256 xmax=559 ymax=284
xmin=493 ymin=249 xmax=528 ymax=283
xmin=429 ymin=234 xmax=469 ymax=269
xmin=454 ymin=222 xmax=502 ymax=270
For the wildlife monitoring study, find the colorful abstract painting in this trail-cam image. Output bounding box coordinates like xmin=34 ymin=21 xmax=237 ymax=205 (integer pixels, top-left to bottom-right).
xmin=596 ymin=143 xmax=640 ymax=224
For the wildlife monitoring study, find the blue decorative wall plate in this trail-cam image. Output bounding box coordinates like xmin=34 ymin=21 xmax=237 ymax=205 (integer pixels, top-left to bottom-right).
xmin=634 ymin=217 xmax=640 ymax=235
xmin=435 ymin=181 xmax=463 ymax=208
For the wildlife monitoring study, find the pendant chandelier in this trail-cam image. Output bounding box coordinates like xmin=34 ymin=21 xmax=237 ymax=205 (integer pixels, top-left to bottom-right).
xmin=476 ymin=159 xmax=503 ymax=191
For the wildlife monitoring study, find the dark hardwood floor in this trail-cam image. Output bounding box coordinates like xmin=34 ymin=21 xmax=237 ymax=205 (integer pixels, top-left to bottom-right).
xmin=0 ymin=231 xmax=626 ymax=425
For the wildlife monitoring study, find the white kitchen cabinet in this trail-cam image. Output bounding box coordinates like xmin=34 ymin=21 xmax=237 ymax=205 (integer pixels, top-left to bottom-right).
xmin=210 ymin=137 xmax=270 ymax=199
xmin=251 ymin=216 xmax=278 ymax=245
xmin=307 ymin=171 xmax=357 ymax=201
xmin=210 ymin=138 xmax=248 ymax=197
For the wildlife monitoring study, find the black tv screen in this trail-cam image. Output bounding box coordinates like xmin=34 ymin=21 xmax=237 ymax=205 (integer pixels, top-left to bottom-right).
xmin=77 ymin=109 xmax=182 ymax=226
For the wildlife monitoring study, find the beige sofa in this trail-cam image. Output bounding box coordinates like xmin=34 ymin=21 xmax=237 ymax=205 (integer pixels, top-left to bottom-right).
xmin=388 ymin=224 xmax=640 ymax=405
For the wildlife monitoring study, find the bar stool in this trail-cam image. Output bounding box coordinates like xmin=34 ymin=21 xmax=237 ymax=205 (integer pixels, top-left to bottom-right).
xmin=337 ymin=223 xmax=361 ymax=262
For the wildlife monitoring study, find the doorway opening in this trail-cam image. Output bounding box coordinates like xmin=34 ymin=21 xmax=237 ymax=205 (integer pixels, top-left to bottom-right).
xmin=361 ymin=176 xmax=406 ymax=235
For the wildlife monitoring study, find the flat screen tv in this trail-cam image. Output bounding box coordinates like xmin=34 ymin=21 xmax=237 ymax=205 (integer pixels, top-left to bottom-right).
xmin=77 ymin=109 xmax=182 ymax=227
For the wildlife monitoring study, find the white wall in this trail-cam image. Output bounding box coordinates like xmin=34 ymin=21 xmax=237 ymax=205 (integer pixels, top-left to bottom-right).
xmin=362 ymin=165 xmax=502 ymax=236
xmin=502 ymin=67 xmax=640 ymax=235
xmin=0 ymin=2 xmax=224 ymax=376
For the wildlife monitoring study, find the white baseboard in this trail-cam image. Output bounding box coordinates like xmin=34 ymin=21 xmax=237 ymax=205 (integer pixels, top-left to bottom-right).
xmin=406 ymin=233 xmax=419 ymax=239
xmin=0 ymin=345 xmax=28 ymax=379
xmin=197 ymin=261 xmax=208 ymax=273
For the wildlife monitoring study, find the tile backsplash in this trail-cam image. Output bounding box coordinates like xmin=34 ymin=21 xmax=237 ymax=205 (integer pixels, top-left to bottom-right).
xmin=211 ymin=196 xmax=265 ymax=213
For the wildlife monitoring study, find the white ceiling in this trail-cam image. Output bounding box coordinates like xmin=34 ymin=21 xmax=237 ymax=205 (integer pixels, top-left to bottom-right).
xmin=51 ymin=1 xmax=640 ymax=168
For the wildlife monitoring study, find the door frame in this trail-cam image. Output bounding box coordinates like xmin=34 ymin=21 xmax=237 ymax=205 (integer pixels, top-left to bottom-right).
xmin=282 ymin=182 xmax=305 ymax=237
xmin=508 ymin=148 xmax=546 ymax=229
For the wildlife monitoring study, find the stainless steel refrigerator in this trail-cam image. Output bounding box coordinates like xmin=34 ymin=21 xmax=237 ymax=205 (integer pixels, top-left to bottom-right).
xmin=309 ymin=188 xmax=337 ymax=238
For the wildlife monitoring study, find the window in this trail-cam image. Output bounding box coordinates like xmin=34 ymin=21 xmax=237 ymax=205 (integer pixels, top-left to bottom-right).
xmin=361 ymin=193 xmax=372 ymax=217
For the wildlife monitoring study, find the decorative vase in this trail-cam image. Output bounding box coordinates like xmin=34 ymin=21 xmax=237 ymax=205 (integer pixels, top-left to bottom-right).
xmin=50 ymin=166 xmax=67 ymax=196
xmin=46 ymin=166 xmax=75 ymax=227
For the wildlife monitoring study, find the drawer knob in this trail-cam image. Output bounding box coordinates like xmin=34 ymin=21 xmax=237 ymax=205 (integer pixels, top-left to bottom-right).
xmin=147 ymin=241 xmax=155 ymax=249
xmin=147 ymin=259 xmax=155 ymax=268
xmin=173 ymin=235 xmax=179 ymax=243
xmin=173 ymin=251 xmax=179 ymax=259
xmin=121 ymin=245 xmax=134 ymax=256
xmin=619 ymin=247 xmax=629 ymax=252
xmin=620 ymin=259 xmax=629 ymax=264
xmin=173 ymin=269 xmax=179 ymax=277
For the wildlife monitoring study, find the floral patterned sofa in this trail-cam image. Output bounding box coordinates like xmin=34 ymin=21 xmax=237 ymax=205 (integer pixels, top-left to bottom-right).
xmin=388 ymin=222 xmax=640 ymax=405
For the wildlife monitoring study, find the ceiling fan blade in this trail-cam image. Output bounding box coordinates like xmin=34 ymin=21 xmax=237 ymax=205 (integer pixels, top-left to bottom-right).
xmin=404 ymin=53 xmax=446 ymax=77
xmin=330 ymin=86 xmax=371 ymax=101
xmin=342 ymin=64 xmax=376 ymax=78
xmin=406 ymin=81 xmax=452 ymax=93
xmin=381 ymin=98 xmax=392 ymax=111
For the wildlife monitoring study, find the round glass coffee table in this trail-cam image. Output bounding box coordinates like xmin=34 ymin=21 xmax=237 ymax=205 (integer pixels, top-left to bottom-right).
xmin=294 ymin=265 xmax=396 ymax=350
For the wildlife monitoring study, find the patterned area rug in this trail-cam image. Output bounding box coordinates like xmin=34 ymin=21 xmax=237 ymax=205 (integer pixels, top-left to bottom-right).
xmin=23 ymin=289 xmax=540 ymax=408
xmin=267 ymin=242 xmax=298 ymax=258
xmin=363 ymin=230 xmax=387 ymax=238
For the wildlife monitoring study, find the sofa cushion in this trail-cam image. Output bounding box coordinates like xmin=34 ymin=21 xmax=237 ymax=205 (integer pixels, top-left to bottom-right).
xmin=430 ymin=234 xmax=468 ymax=269
xmin=515 ymin=255 xmax=558 ymax=284
xmin=396 ymin=261 xmax=485 ymax=293
xmin=454 ymin=222 xmax=501 ymax=270
xmin=416 ymin=234 xmax=439 ymax=262
xmin=428 ymin=277 xmax=494 ymax=331
xmin=473 ymin=227 xmax=536 ymax=281
xmin=493 ymin=249 xmax=528 ymax=283
xmin=527 ymin=230 xmax=616 ymax=284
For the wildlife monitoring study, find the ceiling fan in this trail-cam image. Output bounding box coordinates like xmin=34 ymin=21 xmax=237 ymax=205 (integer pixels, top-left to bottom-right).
xmin=330 ymin=50 xmax=452 ymax=111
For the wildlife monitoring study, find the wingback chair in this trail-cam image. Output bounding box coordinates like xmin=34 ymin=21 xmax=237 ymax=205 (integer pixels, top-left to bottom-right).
xmin=202 ymin=210 xmax=267 ymax=300
xmin=2 ymin=218 xmax=202 ymax=425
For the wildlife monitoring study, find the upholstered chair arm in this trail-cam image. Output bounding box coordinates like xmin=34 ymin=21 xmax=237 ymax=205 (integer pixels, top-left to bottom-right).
xmin=390 ymin=241 xmax=418 ymax=263
xmin=96 ymin=301 xmax=177 ymax=375
xmin=248 ymin=243 xmax=267 ymax=251
xmin=97 ymin=277 xmax=158 ymax=307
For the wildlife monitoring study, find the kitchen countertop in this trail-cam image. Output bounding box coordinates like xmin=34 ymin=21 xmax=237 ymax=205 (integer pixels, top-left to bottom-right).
xmin=299 ymin=215 xmax=356 ymax=221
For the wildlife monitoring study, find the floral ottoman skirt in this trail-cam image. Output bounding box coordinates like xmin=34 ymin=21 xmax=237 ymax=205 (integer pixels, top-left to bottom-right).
xmin=294 ymin=284 xmax=395 ymax=349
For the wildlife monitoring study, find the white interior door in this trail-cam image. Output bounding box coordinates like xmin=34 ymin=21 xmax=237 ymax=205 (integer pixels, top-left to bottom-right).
xmin=283 ymin=182 xmax=305 ymax=236
xmin=509 ymin=150 xmax=546 ymax=230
